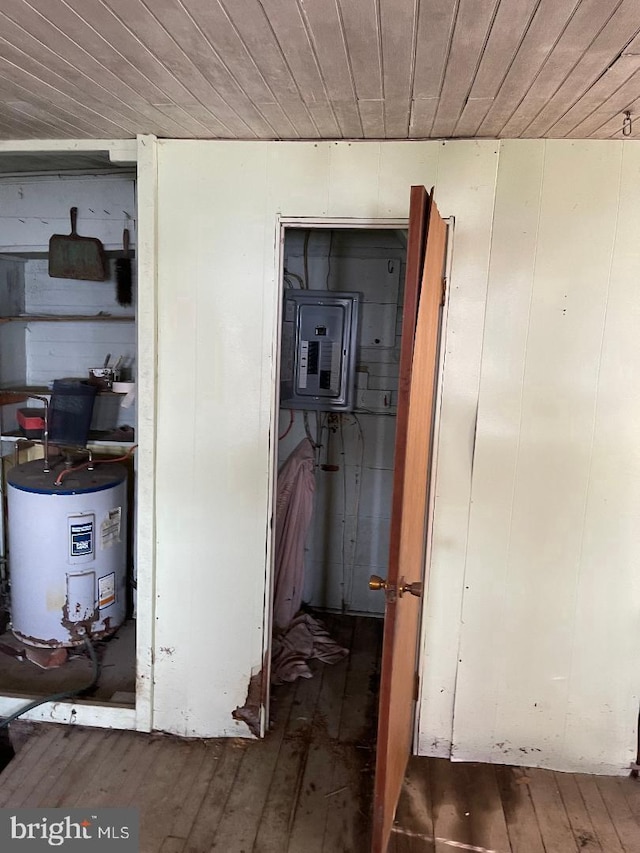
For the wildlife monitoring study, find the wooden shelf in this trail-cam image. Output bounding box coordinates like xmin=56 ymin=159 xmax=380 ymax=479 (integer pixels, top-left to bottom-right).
xmin=0 ymin=387 xmax=49 ymax=405
xmin=0 ymin=314 xmax=134 ymax=323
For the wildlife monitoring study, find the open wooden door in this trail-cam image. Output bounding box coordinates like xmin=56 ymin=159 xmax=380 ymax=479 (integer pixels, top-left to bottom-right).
xmin=370 ymin=186 xmax=448 ymax=853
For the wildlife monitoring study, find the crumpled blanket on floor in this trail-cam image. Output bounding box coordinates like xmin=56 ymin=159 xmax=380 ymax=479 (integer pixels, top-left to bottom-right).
xmin=271 ymin=612 xmax=349 ymax=684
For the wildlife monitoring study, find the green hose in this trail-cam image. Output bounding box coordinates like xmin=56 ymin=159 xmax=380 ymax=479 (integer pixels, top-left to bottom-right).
xmin=0 ymin=636 xmax=100 ymax=729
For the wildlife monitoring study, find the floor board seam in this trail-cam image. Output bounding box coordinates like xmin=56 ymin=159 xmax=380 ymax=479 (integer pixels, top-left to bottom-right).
xmin=392 ymin=825 xmax=510 ymax=852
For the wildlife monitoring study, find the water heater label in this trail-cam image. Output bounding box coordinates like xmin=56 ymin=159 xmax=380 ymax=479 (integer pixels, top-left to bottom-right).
xmin=98 ymin=572 xmax=116 ymax=609
xmin=101 ymin=507 xmax=122 ymax=549
xmin=70 ymin=520 xmax=94 ymax=558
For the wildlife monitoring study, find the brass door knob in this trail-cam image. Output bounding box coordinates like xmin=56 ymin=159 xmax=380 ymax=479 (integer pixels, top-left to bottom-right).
xmin=399 ymin=579 xmax=423 ymax=598
xmin=369 ymin=575 xmax=422 ymax=599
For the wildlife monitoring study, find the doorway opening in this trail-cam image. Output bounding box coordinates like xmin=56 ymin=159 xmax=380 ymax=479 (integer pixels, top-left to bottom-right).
xmin=265 ymin=223 xmax=409 ymax=844
xmin=275 ymin=225 xmax=407 ymax=613
xmin=269 ymin=224 xmax=406 ymax=712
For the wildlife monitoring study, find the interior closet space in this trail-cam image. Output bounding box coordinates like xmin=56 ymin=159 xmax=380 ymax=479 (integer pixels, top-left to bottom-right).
xmin=0 ymin=171 xmax=137 ymax=436
xmin=0 ymin=150 xmax=137 ymax=713
xmin=276 ymin=227 xmax=407 ymax=619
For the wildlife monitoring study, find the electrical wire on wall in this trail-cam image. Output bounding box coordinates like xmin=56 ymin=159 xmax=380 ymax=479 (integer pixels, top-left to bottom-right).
xmin=302 ymin=228 xmax=333 ymax=290
xmin=317 ymin=411 xmax=326 ymax=465
xmin=303 ymin=409 xmax=315 ymax=448
xmin=339 ymin=414 xmax=347 ymax=611
xmin=284 ymin=270 xmax=304 ymax=290
xmin=339 ymin=413 xmax=365 ymax=611
xmin=350 ymin=413 xmax=365 ymax=609
xmin=303 ymin=409 xmax=326 ymax=460
xmin=279 ymin=409 xmax=295 ymax=441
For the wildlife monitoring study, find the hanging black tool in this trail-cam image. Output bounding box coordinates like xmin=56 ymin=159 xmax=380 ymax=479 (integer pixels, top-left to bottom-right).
xmin=115 ymin=227 xmax=133 ymax=306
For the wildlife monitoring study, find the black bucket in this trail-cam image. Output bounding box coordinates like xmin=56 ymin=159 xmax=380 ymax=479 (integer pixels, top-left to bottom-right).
xmin=49 ymin=380 xmax=98 ymax=446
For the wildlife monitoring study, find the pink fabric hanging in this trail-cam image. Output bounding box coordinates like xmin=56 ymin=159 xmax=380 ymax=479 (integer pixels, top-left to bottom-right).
xmin=271 ymin=437 xmax=348 ymax=684
xmin=272 ymin=437 xmax=316 ymax=631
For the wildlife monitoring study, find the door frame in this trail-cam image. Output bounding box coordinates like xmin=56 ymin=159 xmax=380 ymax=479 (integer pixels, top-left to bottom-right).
xmin=263 ymin=215 xmax=418 ymax=733
xmin=413 ymin=216 xmax=455 ymax=747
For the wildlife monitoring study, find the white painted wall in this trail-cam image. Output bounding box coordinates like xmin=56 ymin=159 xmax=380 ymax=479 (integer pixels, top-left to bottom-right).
xmin=0 ymin=173 xmax=136 ymax=253
xmin=418 ymin=140 xmax=640 ymax=775
xmin=24 ymin=260 xmax=136 ymax=408
xmin=153 ymin=139 xmax=497 ymax=738
xmin=153 ymin=138 xmax=640 ymax=775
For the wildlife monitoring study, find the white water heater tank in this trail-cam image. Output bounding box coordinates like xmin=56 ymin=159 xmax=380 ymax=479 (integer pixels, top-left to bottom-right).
xmin=7 ymin=460 xmax=128 ymax=648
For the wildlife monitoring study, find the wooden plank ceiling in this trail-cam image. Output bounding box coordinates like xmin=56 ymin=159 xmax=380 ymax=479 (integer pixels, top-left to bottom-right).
xmin=0 ymin=0 xmax=639 ymax=141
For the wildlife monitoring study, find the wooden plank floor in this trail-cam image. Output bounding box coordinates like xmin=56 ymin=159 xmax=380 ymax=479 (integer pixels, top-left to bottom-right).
xmin=2 ymin=612 xmax=640 ymax=852
xmin=0 ymin=613 xmax=383 ymax=853
xmin=390 ymin=757 xmax=640 ymax=853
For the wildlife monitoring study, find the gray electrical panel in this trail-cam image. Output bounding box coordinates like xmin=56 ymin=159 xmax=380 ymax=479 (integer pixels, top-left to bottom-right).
xmin=280 ymin=290 xmax=360 ymax=412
